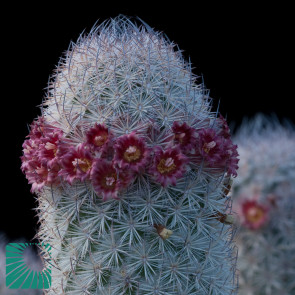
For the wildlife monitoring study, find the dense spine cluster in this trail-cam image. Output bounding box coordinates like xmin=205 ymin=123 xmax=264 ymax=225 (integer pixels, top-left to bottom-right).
xmin=21 ymin=16 xmax=239 ymax=294
xmin=232 ymin=114 xmax=295 ymax=295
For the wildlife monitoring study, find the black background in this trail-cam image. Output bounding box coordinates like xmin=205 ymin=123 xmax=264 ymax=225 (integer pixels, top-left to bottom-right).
xmin=1 ymin=3 xmax=292 ymax=242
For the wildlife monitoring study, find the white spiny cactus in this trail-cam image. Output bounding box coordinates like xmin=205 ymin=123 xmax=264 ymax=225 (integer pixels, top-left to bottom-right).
xmin=232 ymin=114 xmax=295 ymax=295
xmin=21 ymin=16 xmax=239 ymax=294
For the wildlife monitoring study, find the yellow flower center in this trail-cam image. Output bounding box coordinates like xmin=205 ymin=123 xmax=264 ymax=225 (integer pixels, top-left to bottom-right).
xmin=175 ymin=132 xmax=186 ymax=143
xmin=246 ymin=207 xmax=265 ymax=223
xmin=105 ymin=176 xmax=116 ymax=186
xmin=72 ymin=158 xmax=92 ymax=173
xmin=94 ymin=133 xmax=108 ymax=146
xmin=123 ymin=145 xmax=141 ymax=162
xmin=203 ymin=141 xmax=216 ymax=153
xmin=45 ymin=142 xmax=57 ymax=156
xmin=157 ymin=157 xmax=176 ymax=174
xmin=103 ymin=174 xmax=117 ymax=188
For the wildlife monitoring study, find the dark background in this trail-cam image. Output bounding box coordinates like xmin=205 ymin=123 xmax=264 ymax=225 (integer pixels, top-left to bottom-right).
xmin=1 ymin=3 xmax=292 ymax=242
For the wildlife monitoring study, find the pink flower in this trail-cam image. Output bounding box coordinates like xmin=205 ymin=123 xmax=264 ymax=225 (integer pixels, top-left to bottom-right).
xmin=21 ymin=118 xmax=63 ymax=192
xmin=100 ymin=144 xmax=115 ymax=161
xmin=240 ymin=199 xmax=269 ymax=230
xmin=195 ymin=128 xmax=239 ymax=177
xmin=150 ymin=146 xmax=187 ymax=187
xmin=85 ymin=123 xmax=112 ymax=151
xmin=113 ymin=132 xmax=150 ymax=173
xmin=28 ymin=117 xmax=54 ymax=140
xmin=196 ymin=128 xmax=223 ymax=162
xmin=21 ymin=117 xmax=52 ymax=172
xmin=21 ymin=138 xmax=40 ymax=172
xmin=38 ymin=128 xmax=64 ymax=168
xmin=91 ymin=159 xmax=133 ymax=200
xmin=22 ymin=148 xmax=61 ymax=193
xmin=218 ymin=115 xmax=231 ymax=139
xmin=21 ymin=118 xmax=63 ymax=170
xmin=172 ymin=121 xmax=196 ymax=153
xmin=58 ymin=144 xmax=93 ymax=184
xmin=25 ymin=162 xmax=49 ymax=192
xmin=26 ymin=162 xmax=60 ymax=193
xmin=55 ymin=138 xmax=75 ymax=159
xmin=223 ymin=140 xmax=239 ymax=177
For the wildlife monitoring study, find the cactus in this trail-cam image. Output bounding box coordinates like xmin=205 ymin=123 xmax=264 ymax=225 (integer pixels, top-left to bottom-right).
xmin=232 ymin=114 xmax=295 ymax=295
xmin=21 ymin=16 xmax=239 ymax=294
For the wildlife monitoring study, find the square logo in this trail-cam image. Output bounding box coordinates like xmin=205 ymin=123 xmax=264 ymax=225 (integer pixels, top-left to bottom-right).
xmin=6 ymin=243 xmax=51 ymax=289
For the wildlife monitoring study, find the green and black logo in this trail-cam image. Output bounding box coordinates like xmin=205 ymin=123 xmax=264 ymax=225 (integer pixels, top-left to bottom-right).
xmin=6 ymin=243 xmax=51 ymax=289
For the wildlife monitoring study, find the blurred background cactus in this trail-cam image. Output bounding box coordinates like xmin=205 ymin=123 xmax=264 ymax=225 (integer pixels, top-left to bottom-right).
xmin=20 ymin=16 xmax=239 ymax=294
xmin=232 ymin=114 xmax=295 ymax=295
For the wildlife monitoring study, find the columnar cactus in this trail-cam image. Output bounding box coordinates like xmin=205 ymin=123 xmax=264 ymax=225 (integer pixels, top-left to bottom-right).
xmin=232 ymin=114 xmax=295 ymax=295
xmin=21 ymin=16 xmax=239 ymax=294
